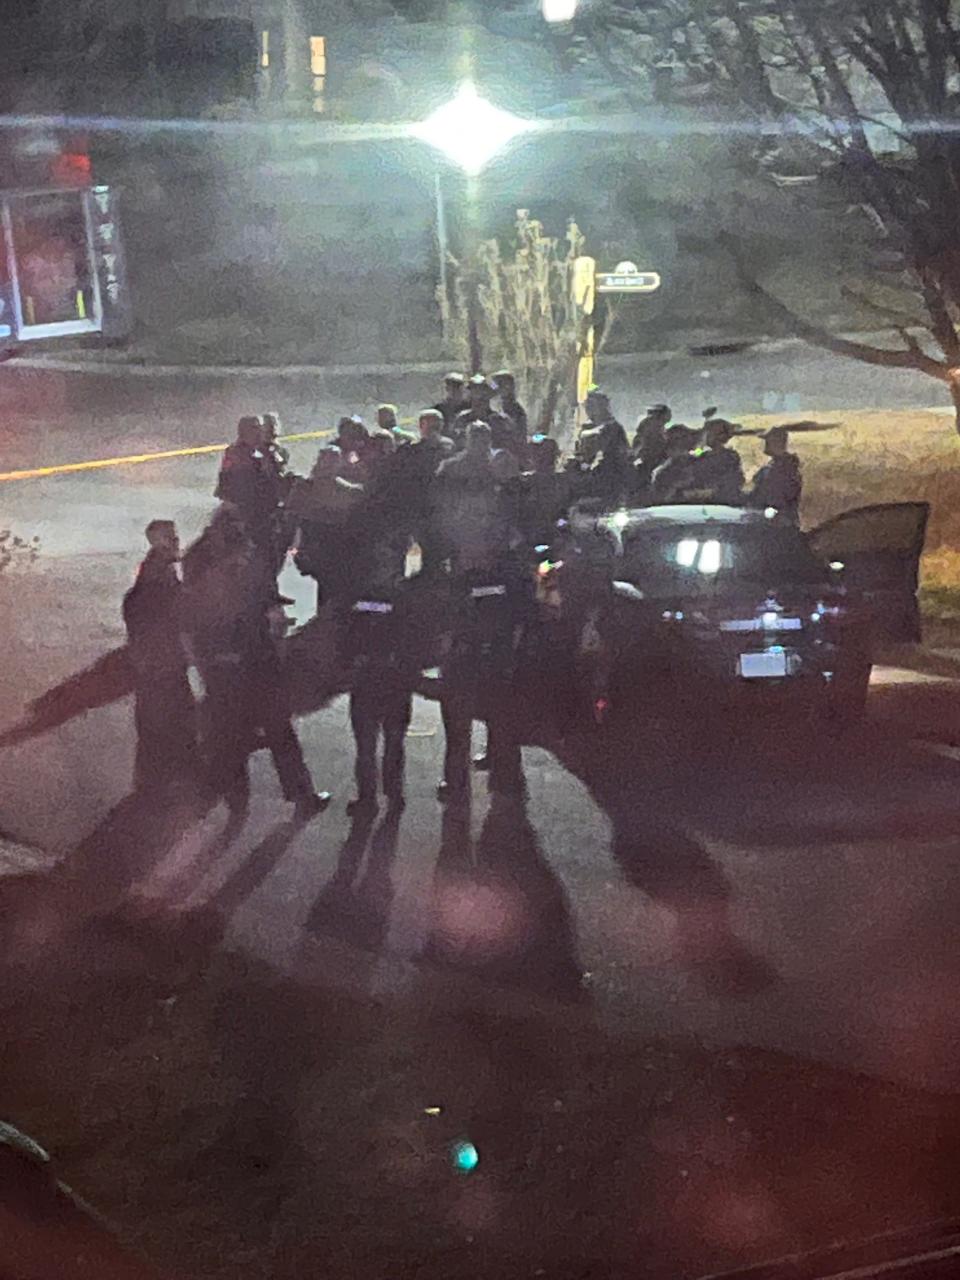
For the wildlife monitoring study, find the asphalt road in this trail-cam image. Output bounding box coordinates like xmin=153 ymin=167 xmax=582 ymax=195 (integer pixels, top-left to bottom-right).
xmin=0 ymin=333 xmax=954 ymax=480
xmin=1 ymin=355 xmax=960 ymax=1099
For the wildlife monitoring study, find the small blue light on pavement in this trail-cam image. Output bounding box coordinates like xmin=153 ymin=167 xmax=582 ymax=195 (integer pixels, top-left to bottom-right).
xmin=451 ymin=1140 xmax=479 ymax=1173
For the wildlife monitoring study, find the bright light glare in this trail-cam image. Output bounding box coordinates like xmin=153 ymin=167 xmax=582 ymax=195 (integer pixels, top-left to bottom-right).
xmin=699 ymin=539 xmax=722 ymax=574
xmin=412 ymin=82 xmax=529 ymax=174
xmin=611 ymin=509 xmax=630 ymax=530
xmin=451 ymin=1140 xmax=479 ymax=1172
xmin=543 ymin=0 xmax=578 ymax=20
xmin=676 ymin=538 xmax=698 ymax=567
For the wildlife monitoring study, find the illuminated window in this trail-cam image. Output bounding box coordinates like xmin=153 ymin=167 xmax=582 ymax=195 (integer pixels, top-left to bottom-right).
xmin=310 ymin=35 xmax=326 ymax=112
xmin=310 ymin=35 xmax=326 ymax=75
xmin=260 ymin=29 xmax=269 ymax=68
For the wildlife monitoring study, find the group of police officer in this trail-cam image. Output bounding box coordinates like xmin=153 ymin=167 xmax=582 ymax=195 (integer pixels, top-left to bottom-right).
xmin=576 ymin=390 xmax=803 ymax=522
xmin=122 ymin=373 xmax=803 ymax=823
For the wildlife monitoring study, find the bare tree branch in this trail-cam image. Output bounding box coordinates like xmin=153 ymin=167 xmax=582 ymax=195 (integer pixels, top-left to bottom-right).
xmin=840 ymin=285 xmax=923 ymax=328
xmin=916 ymin=268 xmax=960 ymax=362
xmin=719 ymin=231 xmax=949 ymax=379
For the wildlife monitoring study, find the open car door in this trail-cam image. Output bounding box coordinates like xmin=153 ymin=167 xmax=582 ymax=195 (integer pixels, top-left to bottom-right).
xmin=807 ymin=502 xmax=929 ymax=644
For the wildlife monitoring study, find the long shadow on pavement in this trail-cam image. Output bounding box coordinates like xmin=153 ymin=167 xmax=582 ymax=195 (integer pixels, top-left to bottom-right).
xmin=0 ymin=610 xmax=349 ymax=753
xmin=554 ymin=719 xmax=778 ymax=996
xmin=305 ymin=811 xmax=401 ymax=955
xmin=421 ymin=794 xmax=586 ymax=1004
xmin=0 ymin=784 xmax=216 ymax=971
xmin=0 ymin=646 xmax=134 ymax=749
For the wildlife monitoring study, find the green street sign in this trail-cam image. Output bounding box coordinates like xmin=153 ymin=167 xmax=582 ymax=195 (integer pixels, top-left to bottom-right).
xmin=596 ymin=261 xmax=661 ymax=294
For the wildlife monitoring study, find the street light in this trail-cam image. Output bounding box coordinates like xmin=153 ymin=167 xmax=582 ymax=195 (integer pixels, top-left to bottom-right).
xmin=542 ymin=0 xmax=578 ymax=20
xmin=413 ymin=83 xmax=532 ymax=370
xmin=411 ymin=81 xmax=531 ymax=176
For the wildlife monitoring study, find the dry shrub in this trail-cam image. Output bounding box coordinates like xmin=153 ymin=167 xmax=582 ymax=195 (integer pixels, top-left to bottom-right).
xmin=444 ymin=211 xmax=592 ymax=435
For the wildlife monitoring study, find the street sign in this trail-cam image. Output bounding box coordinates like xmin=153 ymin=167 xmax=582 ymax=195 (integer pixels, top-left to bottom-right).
xmin=596 ymin=260 xmax=661 ymax=294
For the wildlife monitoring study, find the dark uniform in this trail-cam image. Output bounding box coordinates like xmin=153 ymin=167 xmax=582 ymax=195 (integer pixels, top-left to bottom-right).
xmin=450 ymin=406 xmax=519 ymax=457
xmin=393 ymin=432 xmax=454 ymax=574
xmin=647 ymin=452 xmax=695 ymax=504
xmin=202 ymin=585 xmax=325 ymax=817
xmin=749 ymin=452 xmax=802 ymax=524
xmin=264 ymin=438 xmax=292 ymax=493
xmin=576 ymin=418 xmax=632 ymax=509
xmin=344 ymin=592 xmax=420 ymax=814
xmin=438 ymin=565 xmax=528 ymax=800
xmin=686 ymin=444 xmax=745 ymax=506
xmin=122 ymin=549 xmax=197 ymax=794
xmin=645 ymin=426 xmax=700 ymax=505
xmin=500 ymin=396 xmax=528 ymax=443
xmin=631 ymin=404 xmax=671 ymax=493
xmin=520 ymin=436 xmax=570 ymax=549
xmin=433 ymin=382 xmax=469 ymax=434
xmin=263 ymin=430 xmax=297 ymax=573
xmin=215 ymin=438 xmax=280 ymax=563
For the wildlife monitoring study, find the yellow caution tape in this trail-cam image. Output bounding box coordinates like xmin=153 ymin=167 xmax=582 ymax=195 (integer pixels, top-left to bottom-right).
xmin=0 ymin=417 xmax=425 ymax=484
xmin=0 ymin=429 xmax=334 ymax=483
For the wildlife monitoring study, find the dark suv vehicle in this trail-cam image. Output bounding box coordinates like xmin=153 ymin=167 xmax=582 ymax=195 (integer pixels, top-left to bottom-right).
xmin=546 ymin=501 xmax=929 ymax=726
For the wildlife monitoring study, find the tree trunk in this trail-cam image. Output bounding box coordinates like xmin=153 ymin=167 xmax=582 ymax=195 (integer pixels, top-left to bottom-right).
xmin=950 ymin=373 xmax=960 ymax=436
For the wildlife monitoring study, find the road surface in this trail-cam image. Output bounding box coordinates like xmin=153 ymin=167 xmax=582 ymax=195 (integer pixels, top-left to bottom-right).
xmin=0 ymin=358 xmax=958 ymax=1097
xmin=0 ymin=333 xmax=954 ymax=478
xmin=2 ymin=354 xmax=960 ymax=1276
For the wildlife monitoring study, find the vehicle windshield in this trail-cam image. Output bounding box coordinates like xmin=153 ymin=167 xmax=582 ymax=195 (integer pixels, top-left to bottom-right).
xmin=620 ymin=523 xmax=826 ymax=594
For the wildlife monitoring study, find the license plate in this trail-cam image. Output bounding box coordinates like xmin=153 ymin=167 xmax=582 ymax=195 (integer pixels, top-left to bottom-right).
xmin=738 ymin=650 xmax=789 ymax=679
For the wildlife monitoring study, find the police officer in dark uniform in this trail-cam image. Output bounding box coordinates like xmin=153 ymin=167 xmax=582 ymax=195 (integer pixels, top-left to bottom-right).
xmin=203 ymin=577 xmax=331 ymax=822
xmin=433 ymin=372 xmax=469 ymax=434
xmin=520 ymin=434 xmax=571 ymax=549
xmin=262 ymin=411 xmax=292 ymax=490
xmin=450 ymin=374 xmax=515 ymax=455
xmin=686 ymin=417 xmax=745 ymax=505
xmin=436 ymin=560 xmax=528 ymax=803
xmin=491 ymin=369 xmax=529 ymax=453
xmin=262 ymin=411 xmax=296 ymax=574
xmin=646 ymin=423 xmax=699 ymax=504
xmin=748 ymin=426 xmax=802 ymax=524
xmin=631 ymin=402 xmax=672 ymax=493
xmin=344 ymin=579 xmax=422 ymax=817
xmin=215 ymin=416 xmax=280 ymax=562
xmin=123 ymin=519 xmax=197 ymax=795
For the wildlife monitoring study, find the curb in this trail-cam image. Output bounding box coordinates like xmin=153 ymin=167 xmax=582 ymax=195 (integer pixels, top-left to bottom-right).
xmin=1 ymin=327 xmax=909 ymax=379
xmin=0 ymin=337 xmax=769 ymax=379
xmin=877 ymin=645 xmax=960 ymax=680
